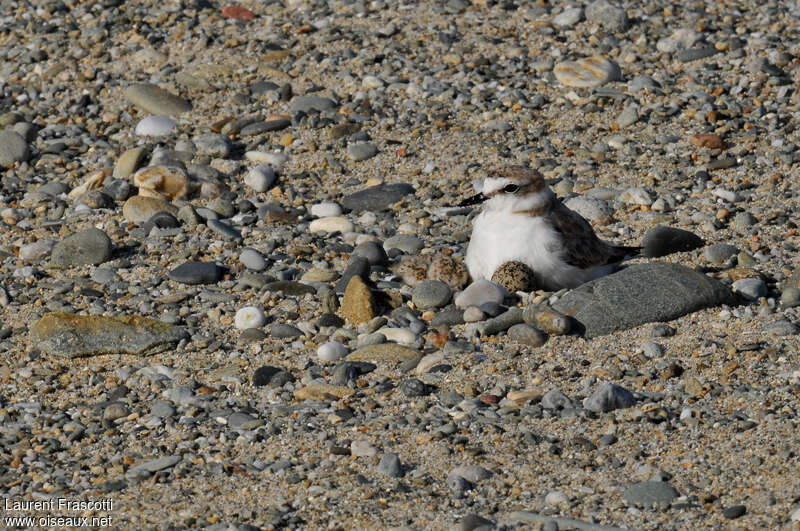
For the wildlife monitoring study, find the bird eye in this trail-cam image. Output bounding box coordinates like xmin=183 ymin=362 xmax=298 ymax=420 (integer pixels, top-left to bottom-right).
xmin=503 ymin=184 xmax=519 ymax=194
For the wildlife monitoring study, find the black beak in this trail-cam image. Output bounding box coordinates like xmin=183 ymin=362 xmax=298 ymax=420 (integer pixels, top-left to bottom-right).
xmin=458 ymin=193 xmax=486 ymax=207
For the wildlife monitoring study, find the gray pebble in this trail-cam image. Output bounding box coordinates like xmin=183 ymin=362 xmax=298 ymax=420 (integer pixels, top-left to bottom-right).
xmin=240 ymin=248 xmax=268 ymax=271
xmin=348 ymin=142 xmax=378 ymax=161
xmin=541 ymin=389 xmax=573 ymax=410
xmin=582 ymin=383 xmax=635 ymax=412
xmin=704 ymin=243 xmax=739 ymax=265
xmin=623 ymin=481 xmax=679 ymax=507
xmin=377 ymin=452 xmax=403 ymax=477
xmin=507 ymin=323 xmax=547 ymax=347
xmin=732 ymin=278 xmax=767 ymax=301
xmin=0 ymin=129 xmax=30 ymax=165
xmin=207 ymin=219 xmax=243 ymax=240
xmin=384 ymin=234 xmax=424 ymax=254
xmin=50 ymin=228 xmax=113 ymax=268
xmin=271 ymin=323 xmax=303 ymax=339
xmin=412 ymin=280 xmax=452 ymax=309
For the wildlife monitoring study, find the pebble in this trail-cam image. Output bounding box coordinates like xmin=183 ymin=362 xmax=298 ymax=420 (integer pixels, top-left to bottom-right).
xmin=168 ymin=262 xmax=224 ymax=285
xmin=411 ymin=280 xmax=452 ymax=309
xmin=642 ymin=226 xmax=704 ymax=258
xmin=346 ymin=343 xmax=420 ymax=363
xmin=507 ymin=324 xmax=547 ymax=347
xmin=455 ymin=280 xmax=507 ymax=309
xmin=377 ymin=453 xmax=403 ymax=478
xmin=586 ymin=0 xmax=629 ymax=31
xmin=318 ymin=341 xmax=348 ymax=362
xmin=723 ymin=505 xmax=747 ymax=519
xmin=552 ymin=7 xmax=583 ymax=28
xmin=309 ymin=216 xmax=354 ymax=234
xmin=545 ymin=490 xmax=569 ymax=506
xmin=50 ymin=228 xmax=113 ymax=268
xmin=207 ymin=219 xmax=242 ymax=240
xmin=234 ymin=306 xmax=267 ymax=330
xmin=239 ymin=248 xmax=268 ymax=271
xmin=19 ymin=239 xmax=56 ymax=261
xmin=0 ymin=129 xmax=29 ymax=165
xmin=541 ymin=389 xmax=573 ymax=410
xmin=563 ymin=197 xmax=613 ymax=223
xmin=448 ymin=465 xmax=491 ymax=483
xmin=732 ymin=278 xmax=767 ymax=301
xmin=554 ymin=56 xmax=621 ymax=88
xmin=704 ymin=243 xmax=739 ymax=265
xmin=271 ymin=323 xmax=303 ymax=339
xmin=353 ymin=241 xmax=388 ymax=265
xmin=244 ymin=165 xmax=276 ymax=192
xmin=623 ymin=481 xmax=680 ymax=508
xmin=289 ymin=95 xmax=337 ymax=114
xmin=351 ymin=440 xmax=378 ymax=458
xmin=123 ymin=196 xmax=178 ymax=224
xmin=135 ymin=115 xmax=177 ymax=136
xmin=383 ymin=234 xmax=424 ymax=254
xmin=310 ymin=202 xmax=343 ymax=218
xmin=340 ymin=276 xmax=376 ymax=324
xmin=582 ymin=383 xmax=635 ymax=412
xmin=341 ymin=183 xmax=415 ymax=212
xmin=348 ymin=142 xmax=378 ymax=161
xmin=125 ymin=83 xmax=191 ymax=116
xmin=113 ymin=147 xmax=148 ymax=179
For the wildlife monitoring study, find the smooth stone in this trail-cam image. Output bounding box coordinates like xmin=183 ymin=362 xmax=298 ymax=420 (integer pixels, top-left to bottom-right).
xmin=471 ymin=307 xmax=523 ymax=336
xmin=310 ymin=202 xmax=343 ymax=218
xmin=309 ymin=216 xmax=354 ymax=234
xmin=732 ymin=278 xmax=767 ymax=301
xmin=207 ymin=219 xmax=242 ymax=240
xmin=732 ymin=212 xmax=757 ymax=229
xmin=430 ymin=307 xmax=465 ymax=327
xmin=252 ymin=365 xmax=294 ymax=387
xmin=377 ymin=327 xmax=417 ymax=345
xmin=351 ymin=440 xmax=377 ymax=457
xmin=541 ymin=389 xmax=573 ymax=409
xmin=289 ymin=95 xmax=337 ymax=114
xmin=384 ymin=234 xmax=424 ymax=254
xmin=545 ymin=491 xmax=569 ymax=506
xmin=123 ymin=196 xmax=178 ymax=224
xmin=642 ymin=226 xmax=704 ymax=258
xmin=616 ymin=105 xmax=639 ymax=128
xmin=657 ymin=28 xmax=701 ymax=53
xmin=585 ymin=0 xmax=629 ymax=31
xmin=341 ymin=183 xmax=415 ymax=212
xmin=125 ymin=83 xmax=191 ymax=117
xmin=271 ymin=323 xmax=303 ymax=338
xmin=346 ymin=343 xmax=421 ymax=363
xmin=168 ymin=262 xmax=224 ymax=285
xmin=622 ymin=481 xmax=679 ymax=508
xmin=244 ymin=165 xmax=276 ymax=192
xmin=782 ymin=287 xmax=800 ymax=307
xmin=194 ymin=133 xmax=232 ymax=158
xmin=335 ymin=256 xmax=370 ymax=295
xmin=583 ymin=383 xmax=635 ymax=412
xmin=127 ymin=455 xmax=182 ymax=477
xmin=244 ymin=151 xmax=289 ymax=170
xmin=0 ymin=129 xmax=30 ymax=165
xmin=554 ymin=56 xmax=621 ymax=88
xmin=463 ymin=306 xmax=485 ymax=322
xmin=50 ymin=228 xmax=112 ymax=268
xmin=135 ymin=115 xmax=177 ymax=136
xmin=240 ymin=119 xmax=290 ymax=136
xmin=455 ymin=279 xmax=507 ymax=309
xmin=348 ymin=142 xmax=378 ymax=161
xmin=19 ymin=239 xmax=56 ymax=261
xmin=678 ymin=47 xmax=719 ymax=62
xmin=103 ymin=403 xmax=130 ymax=422
xmin=142 ymin=211 xmax=180 ymax=234
xmin=377 ymin=453 xmax=403 ymax=478
xmin=723 ymin=505 xmax=747 ymax=520
xmin=563 ymin=196 xmax=613 ymax=223
xmin=294 ymin=384 xmax=353 ymax=401
xmin=704 ymin=243 xmax=739 ymax=264
xmin=301 ymin=268 xmax=338 ymax=282
xmin=227 ymin=412 xmax=264 ymax=430
xmin=552 ymin=263 xmax=738 ymax=338
xmin=460 ymin=514 xmax=494 ymax=531
xmin=412 ymin=280 xmax=452 ymax=309
xmin=766 ymin=321 xmax=799 ymax=337
xmin=318 ymin=341 xmax=348 ymax=362
xmin=620 ymin=187 xmax=653 ymax=206
xmin=552 ymin=7 xmax=583 ymax=27
xmin=240 ymin=248 xmax=268 ymax=271
xmin=31 ymin=312 xmax=188 ymax=358
xmin=340 ymin=276 xmax=376 ymax=324
xmin=507 ymin=323 xmax=547 ymax=347
xmin=448 ymin=465 xmax=491 ymax=483
xmin=150 ymin=401 xmax=176 ymax=418
xmin=234 ymin=306 xmax=267 ymax=330
xmin=400 ymin=378 xmax=428 ymax=397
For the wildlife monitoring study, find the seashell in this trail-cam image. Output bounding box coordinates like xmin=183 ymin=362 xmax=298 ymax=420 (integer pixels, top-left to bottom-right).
xmin=68 ymin=170 xmax=107 ymax=198
xmin=133 ymin=166 xmax=188 ymax=201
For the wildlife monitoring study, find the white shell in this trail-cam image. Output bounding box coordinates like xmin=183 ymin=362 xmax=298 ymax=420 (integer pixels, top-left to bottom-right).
xmin=234 ymin=306 xmax=267 ymax=330
xmin=317 ymin=341 xmax=348 ymax=362
xmin=135 ymin=115 xmax=177 ymax=136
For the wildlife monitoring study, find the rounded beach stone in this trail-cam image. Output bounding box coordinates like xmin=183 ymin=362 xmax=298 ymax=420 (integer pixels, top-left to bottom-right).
xmin=310 ymin=202 xmax=343 ymax=218
xmin=125 ymin=83 xmax=191 ymax=117
xmin=240 ymin=248 xmax=267 ymax=271
xmin=642 ymin=226 xmax=704 ymax=258
xmin=135 ymin=115 xmax=177 ymax=136
xmin=704 ymin=243 xmax=739 ymax=264
xmin=244 ymin=165 xmax=276 ymax=192
xmin=508 ymin=323 xmax=547 ymax=347
xmin=0 ymin=129 xmax=29 ymax=165
xmin=50 ymin=228 xmax=113 ymax=268
xmin=318 ymin=341 xmax=348 ymax=362
xmin=412 ymin=280 xmax=452 ymax=309
xmin=554 ymin=56 xmax=621 ymax=87
xmin=732 ymin=278 xmax=767 ymax=301
xmin=168 ymin=262 xmax=224 ymax=285
xmin=309 ymin=216 xmax=354 ymax=234
xmin=455 ymin=279 xmax=507 ymax=309
xmin=348 ymin=142 xmax=378 ymax=161
xmin=113 ymin=147 xmax=148 ymax=179
xmin=123 ymin=196 xmax=178 ymax=224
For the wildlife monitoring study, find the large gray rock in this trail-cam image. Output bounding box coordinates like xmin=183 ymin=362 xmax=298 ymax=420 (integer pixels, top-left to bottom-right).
xmin=552 ymin=263 xmax=738 ymax=338
xmin=50 ymin=228 xmax=113 ymax=268
xmin=0 ymin=129 xmax=29 ymax=165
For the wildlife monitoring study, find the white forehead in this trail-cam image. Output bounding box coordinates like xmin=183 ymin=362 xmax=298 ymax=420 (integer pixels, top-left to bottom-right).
xmin=480 ymin=177 xmax=515 ymax=195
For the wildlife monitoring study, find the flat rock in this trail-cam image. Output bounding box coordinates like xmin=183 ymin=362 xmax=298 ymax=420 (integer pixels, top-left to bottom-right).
xmin=0 ymin=129 xmax=29 ymax=165
xmin=294 ymin=384 xmax=353 ymax=401
xmin=127 ymin=455 xmax=182 ymax=477
xmin=346 ymin=343 xmax=421 ymax=363
xmin=135 ymin=115 xmax=177 ymax=136
xmin=289 ymin=95 xmax=337 ymax=114
xmin=30 ymin=312 xmax=188 ymax=358
xmin=623 ymin=481 xmax=680 ymax=508
xmin=348 ymin=142 xmax=378 ymax=161
xmin=554 ymin=56 xmax=621 ymax=88
xmin=642 ymin=226 xmax=704 ymax=258
xmin=341 ymin=183 xmax=414 ymax=212
xmin=50 ymin=228 xmax=113 ymax=268
xmin=125 ymin=83 xmax=191 ymax=117
xmin=114 ymin=147 xmax=148 ymax=179
xmin=552 ymin=263 xmax=738 ymax=337
xmin=168 ymin=262 xmax=224 ymax=285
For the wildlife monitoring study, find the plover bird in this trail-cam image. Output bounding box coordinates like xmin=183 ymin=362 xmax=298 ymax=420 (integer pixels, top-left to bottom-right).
xmin=461 ymin=166 xmax=639 ymax=291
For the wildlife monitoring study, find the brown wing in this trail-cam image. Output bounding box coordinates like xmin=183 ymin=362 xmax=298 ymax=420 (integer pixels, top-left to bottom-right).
xmin=548 ymin=201 xmax=636 ymax=268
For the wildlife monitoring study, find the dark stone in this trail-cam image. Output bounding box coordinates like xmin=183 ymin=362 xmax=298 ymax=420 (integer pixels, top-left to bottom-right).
xmin=552 ymin=263 xmax=738 ymax=338
xmin=316 ymin=313 xmax=344 ymax=328
xmin=143 ymin=211 xmax=180 ymax=234
xmin=239 ymin=328 xmax=267 ymax=342
xmin=270 ymin=323 xmax=303 ymax=338
xmin=377 ymin=452 xmax=403 ymax=477
xmin=460 ymin=513 xmax=494 ymax=531
xmin=335 ymin=256 xmax=371 ymax=294
xmin=332 ymin=361 xmax=376 ymax=385
xmin=252 ymin=365 xmax=292 ymax=387
xmin=583 ymin=383 xmax=636 ymax=412
xmin=642 ymin=226 xmax=704 ymax=258
xmin=399 ymin=378 xmax=429 ymax=397
xmin=340 ymin=183 xmax=415 ymax=212
xmin=723 ymin=505 xmax=747 ymax=519
xmin=352 ymin=241 xmax=388 ymax=265
xmin=263 ymin=281 xmax=316 ymax=296
xmin=50 ymin=228 xmax=113 ymax=268
xmin=168 ymin=262 xmax=224 ymax=285
xmin=677 ymin=47 xmax=719 ymax=62
xmin=430 ymin=307 xmax=465 ymax=327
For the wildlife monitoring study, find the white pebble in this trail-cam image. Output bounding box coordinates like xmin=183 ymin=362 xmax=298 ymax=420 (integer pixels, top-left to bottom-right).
xmin=135 ymin=115 xmax=177 ymax=136
xmin=244 ymin=165 xmax=276 ymax=192
xmin=309 ymin=216 xmax=354 ymax=234
xmin=244 ymin=151 xmax=289 ymax=171
xmin=358 ymin=211 xmax=377 ymax=225
xmin=377 ymin=327 xmax=417 ymax=345
xmin=234 ymin=306 xmax=267 ymax=330
xmin=317 ymin=341 xmax=348 ymax=362
xmin=545 ymin=490 xmax=569 ymax=506
xmin=454 ymin=279 xmax=507 ymax=309
xmin=463 ymin=306 xmax=486 ymax=322
xmin=351 ymin=440 xmax=378 ymax=457
xmin=310 ymin=202 xmax=343 ymax=218
xmin=362 ymin=75 xmax=384 ymax=89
